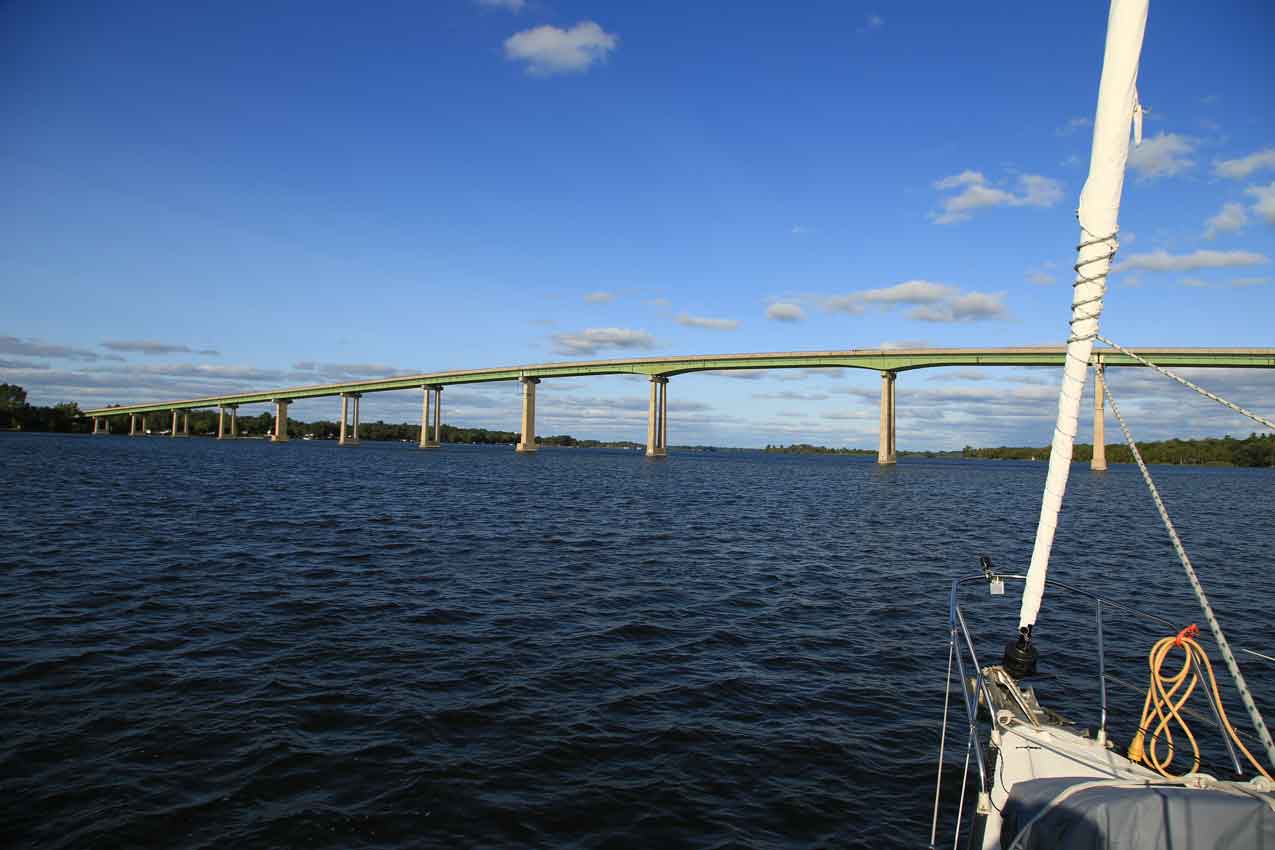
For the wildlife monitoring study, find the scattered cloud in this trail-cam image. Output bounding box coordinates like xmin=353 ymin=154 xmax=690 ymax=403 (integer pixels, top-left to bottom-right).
xmin=101 ymin=340 xmax=220 ymax=356
xmin=584 ymin=291 xmax=616 ymax=304
xmin=646 ymin=297 xmax=671 ymax=309
xmin=1203 ymin=202 xmax=1248 ymax=240
xmin=1113 ymin=249 xmax=1269 ymax=273
xmin=931 ymin=170 xmax=1063 ymax=224
xmin=1027 ymin=269 xmax=1056 ymax=285
xmin=504 ymin=20 xmax=617 ymax=76
xmin=1127 ymin=132 xmax=1196 ymax=179
xmin=0 ymin=358 xmax=50 ymax=370
xmin=790 ymin=224 xmax=808 ymax=235
xmin=765 ymin=302 xmax=806 ymax=322
xmin=0 ymin=336 xmax=101 ymax=362
xmin=550 ymin=327 xmax=655 ymax=356
xmin=676 ymin=313 xmax=740 ymax=331
xmin=704 ymin=369 xmax=767 ymax=380
xmin=753 ymin=391 xmax=831 ymax=401
xmin=860 ymin=13 xmax=884 ymax=32
xmin=909 ymin=291 xmax=1008 ymax=323
xmin=1056 ymin=116 xmax=1092 ymax=136
xmin=291 ymin=361 xmax=419 ymax=381
xmin=1214 ymin=147 xmax=1275 ymax=180
xmin=880 ymin=340 xmax=930 ymax=350
xmin=476 ymin=0 xmax=525 ymax=9
xmin=860 ymin=280 xmax=957 ymax=305
xmin=529 ymin=318 xmax=556 ymax=327
xmin=1232 ymin=277 xmax=1270 ymax=288
xmin=1181 ymin=278 xmax=1209 ymax=288
xmin=821 ymin=281 xmax=1008 ymax=323
xmin=1247 ymin=182 xmax=1275 ymax=224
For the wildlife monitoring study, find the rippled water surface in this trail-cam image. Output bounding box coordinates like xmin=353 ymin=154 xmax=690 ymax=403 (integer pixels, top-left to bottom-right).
xmin=3 ymin=434 xmax=1273 ymax=849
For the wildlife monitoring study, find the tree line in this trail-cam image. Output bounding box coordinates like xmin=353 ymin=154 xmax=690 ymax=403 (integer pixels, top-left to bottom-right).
xmin=962 ymin=433 xmax=1274 ymax=467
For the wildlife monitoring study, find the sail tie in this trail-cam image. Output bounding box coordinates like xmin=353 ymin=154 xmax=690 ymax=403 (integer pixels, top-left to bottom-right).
xmin=1066 ymin=226 xmax=1119 ymax=345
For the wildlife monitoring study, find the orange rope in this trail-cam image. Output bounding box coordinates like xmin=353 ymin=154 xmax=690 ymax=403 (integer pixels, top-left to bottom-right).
xmin=1128 ymin=627 xmax=1272 ymax=781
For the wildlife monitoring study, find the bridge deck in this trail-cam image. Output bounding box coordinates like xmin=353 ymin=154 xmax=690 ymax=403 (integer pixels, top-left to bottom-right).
xmin=82 ymin=346 xmax=1275 ymax=417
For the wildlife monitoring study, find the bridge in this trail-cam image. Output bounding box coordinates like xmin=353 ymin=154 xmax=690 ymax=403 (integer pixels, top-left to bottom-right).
xmin=83 ymin=346 xmax=1275 ymax=469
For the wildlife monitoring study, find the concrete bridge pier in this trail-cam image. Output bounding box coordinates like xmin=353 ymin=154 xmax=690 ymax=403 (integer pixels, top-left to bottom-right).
xmin=170 ymin=409 xmax=190 ymax=437
xmin=1091 ymin=362 xmax=1107 ymax=471
xmin=272 ymin=399 xmax=290 ymax=443
xmin=877 ymin=371 xmax=897 ymax=465
xmin=646 ymin=376 xmax=668 ymax=457
xmin=92 ymin=416 xmax=108 ymax=435
xmin=516 ymin=377 xmax=540 ymax=453
xmin=419 ymin=385 xmax=442 ymax=448
xmin=181 ymin=413 xmax=190 ymax=437
xmin=218 ymin=404 xmax=239 ymax=439
xmin=339 ymin=393 xmax=361 ymax=446
xmin=130 ymin=414 xmax=142 ymax=437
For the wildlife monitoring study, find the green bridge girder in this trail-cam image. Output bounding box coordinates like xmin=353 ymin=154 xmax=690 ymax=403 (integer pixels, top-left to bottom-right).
xmin=82 ymin=346 xmax=1275 ymax=417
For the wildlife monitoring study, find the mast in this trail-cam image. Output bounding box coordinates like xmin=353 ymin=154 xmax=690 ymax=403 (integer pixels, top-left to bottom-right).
xmin=1018 ymin=0 xmax=1149 ymax=632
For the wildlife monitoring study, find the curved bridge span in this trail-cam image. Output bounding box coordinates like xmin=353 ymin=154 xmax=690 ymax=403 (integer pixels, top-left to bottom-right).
xmin=83 ymin=346 xmax=1275 ymax=466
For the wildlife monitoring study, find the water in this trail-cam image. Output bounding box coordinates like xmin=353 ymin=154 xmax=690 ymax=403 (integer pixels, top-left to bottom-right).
xmin=3 ymin=433 xmax=1273 ymax=849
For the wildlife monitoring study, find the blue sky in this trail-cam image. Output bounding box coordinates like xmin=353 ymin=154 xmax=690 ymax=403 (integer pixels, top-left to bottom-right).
xmin=2 ymin=0 xmax=1273 ymax=448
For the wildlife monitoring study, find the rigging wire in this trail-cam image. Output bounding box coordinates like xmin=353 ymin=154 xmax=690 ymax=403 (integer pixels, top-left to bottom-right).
xmin=1103 ymin=380 xmax=1275 ymax=775
xmin=1096 ymin=335 xmax=1275 ymax=431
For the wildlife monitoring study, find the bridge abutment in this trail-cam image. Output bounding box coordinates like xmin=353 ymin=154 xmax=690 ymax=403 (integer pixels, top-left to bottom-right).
xmin=878 ymin=371 xmax=897 ymax=464
xmin=516 ymin=377 xmax=540 ymax=453
xmin=646 ymin=376 xmax=668 ymax=457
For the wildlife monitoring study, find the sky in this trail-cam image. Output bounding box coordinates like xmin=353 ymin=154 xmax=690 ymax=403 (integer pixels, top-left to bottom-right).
xmin=2 ymin=0 xmax=1273 ymax=449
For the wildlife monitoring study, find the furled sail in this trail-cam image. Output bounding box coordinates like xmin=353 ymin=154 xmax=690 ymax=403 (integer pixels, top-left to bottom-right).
xmin=1018 ymin=0 xmax=1149 ymax=631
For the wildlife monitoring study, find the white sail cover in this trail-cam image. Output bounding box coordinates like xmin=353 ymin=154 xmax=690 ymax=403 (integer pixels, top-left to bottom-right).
xmin=1019 ymin=0 xmax=1149 ymax=630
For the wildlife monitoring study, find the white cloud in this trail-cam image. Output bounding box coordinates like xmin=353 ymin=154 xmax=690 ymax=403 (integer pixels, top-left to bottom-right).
xmin=550 ymin=327 xmax=655 ymax=356
xmin=753 ymin=391 xmax=831 ymax=401
xmin=584 ymin=291 xmax=616 ymax=303
xmin=1246 ymin=182 xmax=1275 ymax=224
xmin=1203 ymin=202 xmax=1248 ymax=240
xmin=0 ymin=336 xmax=101 ymax=362
xmin=1214 ymin=148 xmax=1275 ymax=180
xmin=676 ymin=313 xmax=740 ymax=331
xmin=765 ymin=302 xmax=806 ymax=322
xmin=931 ymin=171 xmax=1063 ymax=223
xmin=1232 ymin=277 xmax=1270 ymax=288
xmin=864 ymin=14 xmax=884 ymax=30
xmin=1181 ymin=278 xmax=1209 ymax=288
xmin=1113 ymin=249 xmax=1269 ymax=273
xmin=101 ymin=340 xmax=220 ymax=356
xmin=504 ymin=21 xmax=617 ymax=76
xmin=1027 ymin=269 xmax=1056 ymax=285
xmin=646 ymin=297 xmax=670 ymax=308
xmin=909 ymin=291 xmax=1008 ymax=323
xmin=1056 ymin=116 xmax=1092 ymax=136
xmin=1127 ymin=133 xmax=1196 ymax=179
xmin=933 ymin=170 xmax=985 ymax=190
xmin=821 ymin=281 xmax=1008 ymax=323
xmin=790 ymin=224 xmax=807 ymax=235
xmin=476 ymin=0 xmax=525 ymax=9
xmin=880 ymin=340 xmax=930 ymax=350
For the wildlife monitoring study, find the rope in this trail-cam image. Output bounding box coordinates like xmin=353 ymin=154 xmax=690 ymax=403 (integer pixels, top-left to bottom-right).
xmin=1127 ymin=626 xmax=1272 ymax=780
xmin=1065 ymin=226 xmax=1119 ymax=345
xmin=1096 ymin=335 xmax=1275 ymax=431
xmin=1104 ymin=380 xmax=1275 ymax=775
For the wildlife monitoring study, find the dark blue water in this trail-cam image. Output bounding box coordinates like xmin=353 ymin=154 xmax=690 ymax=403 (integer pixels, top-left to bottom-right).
xmin=3 ymin=434 xmax=1273 ymax=849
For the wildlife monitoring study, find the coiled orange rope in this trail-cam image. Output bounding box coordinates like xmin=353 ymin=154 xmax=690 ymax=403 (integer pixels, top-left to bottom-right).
xmin=1128 ymin=625 xmax=1272 ymax=780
